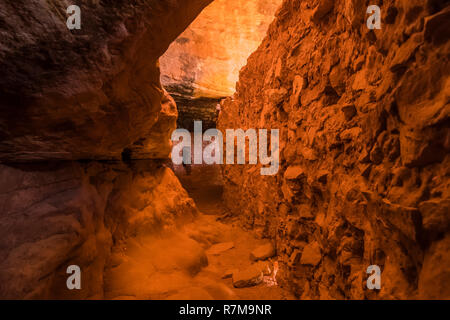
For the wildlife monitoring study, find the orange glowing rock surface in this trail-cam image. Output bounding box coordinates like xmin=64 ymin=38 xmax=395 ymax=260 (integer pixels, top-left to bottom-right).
xmin=160 ymin=0 xmax=283 ymax=98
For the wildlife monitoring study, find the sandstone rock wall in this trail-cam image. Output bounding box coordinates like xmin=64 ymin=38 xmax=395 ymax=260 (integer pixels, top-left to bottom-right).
xmin=218 ymin=0 xmax=450 ymax=299
xmin=0 ymin=0 xmax=212 ymax=161
xmin=0 ymin=0 xmax=210 ymax=299
xmin=160 ymin=0 xmax=283 ymax=100
xmin=160 ymin=0 xmax=283 ymax=133
xmin=0 ymin=161 xmax=197 ymax=299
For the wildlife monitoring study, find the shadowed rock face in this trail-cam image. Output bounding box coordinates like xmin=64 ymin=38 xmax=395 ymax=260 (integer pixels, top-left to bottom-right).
xmin=0 ymin=0 xmax=210 ymax=299
xmin=0 ymin=0 xmax=212 ymax=161
xmin=218 ymin=0 xmax=450 ymax=299
xmin=0 ymin=161 xmax=198 ymax=299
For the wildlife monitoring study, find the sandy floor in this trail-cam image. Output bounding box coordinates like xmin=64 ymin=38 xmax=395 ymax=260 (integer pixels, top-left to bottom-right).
xmin=103 ymin=163 xmax=294 ymax=300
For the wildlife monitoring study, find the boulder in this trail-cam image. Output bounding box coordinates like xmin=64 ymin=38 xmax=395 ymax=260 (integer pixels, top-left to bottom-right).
xmin=300 ymin=242 xmax=321 ymax=266
xmin=250 ymin=242 xmax=276 ymax=261
xmin=232 ymin=265 xmax=264 ymax=288
xmin=284 ymin=166 xmax=306 ymax=181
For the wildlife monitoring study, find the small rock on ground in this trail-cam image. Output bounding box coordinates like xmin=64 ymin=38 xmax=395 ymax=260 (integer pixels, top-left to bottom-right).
xmin=206 ymin=241 xmax=235 ymax=255
xmin=250 ymin=242 xmax=275 ymax=261
xmin=232 ymin=265 xmax=264 ymax=288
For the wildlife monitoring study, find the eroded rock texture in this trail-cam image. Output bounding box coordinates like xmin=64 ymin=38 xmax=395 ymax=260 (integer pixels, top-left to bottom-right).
xmin=0 ymin=0 xmax=210 ymax=299
xmin=0 ymin=161 xmax=198 ymax=299
xmin=218 ymin=0 xmax=450 ymax=299
xmin=1 ymin=0 xmax=449 ymax=301
xmin=0 ymin=0 xmax=212 ymax=161
xmin=160 ymin=0 xmax=282 ymax=131
xmin=160 ymin=0 xmax=283 ymax=99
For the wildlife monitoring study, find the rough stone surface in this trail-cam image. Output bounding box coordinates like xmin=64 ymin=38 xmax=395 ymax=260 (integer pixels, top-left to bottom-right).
xmin=218 ymin=0 xmax=450 ymax=299
xmin=418 ymin=234 xmax=450 ymax=299
xmin=419 ymin=199 xmax=450 ymax=239
xmin=0 ymin=0 xmax=212 ymax=161
xmin=0 ymin=1 xmax=212 ymax=298
xmin=232 ymin=265 xmax=264 ymax=288
xmin=0 ymin=161 xmax=198 ymax=299
xmin=250 ymin=242 xmax=276 ymax=261
xmin=300 ymin=242 xmax=321 ymax=266
xmin=160 ymin=0 xmax=283 ymax=99
xmin=159 ymin=0 xmax=282 ymax=132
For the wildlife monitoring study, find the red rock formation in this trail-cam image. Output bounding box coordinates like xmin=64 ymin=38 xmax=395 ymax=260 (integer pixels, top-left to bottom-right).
xmin=160 ymin=0 xmax=283 ymax=99
xmin=1 ymin=0 xmax=449 ymax=301
xmin=0 ymin=0 xmax=210 ymax=299
xmin=159 ymin=0 xmax=283 ymax=132
xmin=218 ymin=0 xmax=450 ymax=299
xmin=0 ymin=161 xmax=198 ymax=299
xmin=0 ymin=0 xmax=212 ymax=161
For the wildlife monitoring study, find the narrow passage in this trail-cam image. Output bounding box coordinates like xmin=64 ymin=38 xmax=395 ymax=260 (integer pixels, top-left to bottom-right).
xmin=104 ymin=162 xmax=293 ymax=300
